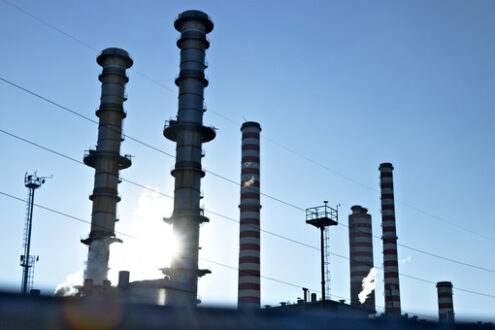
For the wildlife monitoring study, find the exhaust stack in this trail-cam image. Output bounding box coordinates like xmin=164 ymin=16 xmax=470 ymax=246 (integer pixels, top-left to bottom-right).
xmin=82 ymin=48 xmax=133 ymax=285
xmin=238 ymin=121 xmax=262 ymax=308
xmin=348 ymin=205 xmax=375 ymax=312
xmin=437 ymin=281 xmax=454 ymax=322
xmin=379 ymin=162 xmax=401 ymax=315
xmin=162 ymin=10 xmax=215 ymax=305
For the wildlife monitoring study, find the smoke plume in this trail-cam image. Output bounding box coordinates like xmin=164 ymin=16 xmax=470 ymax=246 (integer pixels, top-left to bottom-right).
xmin=85 ymin=237 xmax=120 ymax=285
xmin=54 ymin=269 xmax=83 ymax=296
xmin=358 ymin=267 xmax=377 ymax=304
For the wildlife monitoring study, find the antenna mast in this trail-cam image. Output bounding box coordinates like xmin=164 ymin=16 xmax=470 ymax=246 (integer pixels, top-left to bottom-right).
xmin=20 ymin=172 xmax=48 ymax=295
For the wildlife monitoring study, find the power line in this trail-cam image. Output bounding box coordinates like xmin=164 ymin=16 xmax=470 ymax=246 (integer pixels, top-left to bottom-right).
xmin=336 ymin=222 xmax=495 ymax=275
xmin=0 ymin=191 xmax=135 ymax=239
xmin=0 ymin=75 xmax=303 ymax=212
xmin=1 ymin=189 xmax=494 ymax=301
xmin=2 ymin=0 xmax=494 ymax=244
xmin=0 ymin=190 xmax=328 ymax=299
xmin=2 ymin=128 xmax=495 ymax=278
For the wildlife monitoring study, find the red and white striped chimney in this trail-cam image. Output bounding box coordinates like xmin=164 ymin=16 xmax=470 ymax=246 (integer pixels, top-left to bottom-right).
xmin=437 ymin=281 xmax=454 ymax=322
xmin=379 ymin=162 xmax=401 ymax=315
xmin=238 ymin=121 xmax=261 ymax=308
xmin=348 ymin=205 xmax=375 ymax=312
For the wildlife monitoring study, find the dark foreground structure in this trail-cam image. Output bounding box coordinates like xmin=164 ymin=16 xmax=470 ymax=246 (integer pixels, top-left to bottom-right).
xmin=0 ymin=292 xmax=493 ymax=329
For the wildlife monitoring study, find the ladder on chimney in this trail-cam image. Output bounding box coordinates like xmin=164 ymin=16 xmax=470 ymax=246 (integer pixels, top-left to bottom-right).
xmin=323 ymin=226 xmax=331 ymax=299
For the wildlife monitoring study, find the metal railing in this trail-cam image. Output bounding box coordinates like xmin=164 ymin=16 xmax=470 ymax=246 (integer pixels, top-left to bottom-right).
xmin=306 ymin=203 xmax=338 ymax=222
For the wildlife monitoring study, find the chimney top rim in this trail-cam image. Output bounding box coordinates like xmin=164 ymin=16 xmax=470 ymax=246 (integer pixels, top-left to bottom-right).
xmin=97 ymin=48 xmax=133 ymax=68
xmin=379 ymin=162 xmax=394 ymax=170
xmin=175 ymin=10 xmax=214 ymax=33
xmin=241 ymin=121 xmax=262 ymax=131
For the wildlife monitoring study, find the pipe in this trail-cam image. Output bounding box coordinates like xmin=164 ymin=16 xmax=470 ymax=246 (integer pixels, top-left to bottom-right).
xmin=82 ymin=48 xmax=133 ymax=285
xmin=238 ymin=121 xmax=262 ymax=308
xmin=348 ymin=205 xmax=375 ymax=312
xmin=163 ymin=10 xmax=215 ymax=306
xmin=379 ymin=162 xmax=401 ymax=315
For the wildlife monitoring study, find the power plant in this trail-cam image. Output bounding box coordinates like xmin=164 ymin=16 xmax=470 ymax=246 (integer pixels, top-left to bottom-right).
xmin=4 ymin=8 xmax=481 ymax=329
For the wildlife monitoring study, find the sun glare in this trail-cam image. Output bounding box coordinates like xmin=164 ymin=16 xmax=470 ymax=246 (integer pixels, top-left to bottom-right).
xmin=108 ymin=188 xmax=176 ymax=284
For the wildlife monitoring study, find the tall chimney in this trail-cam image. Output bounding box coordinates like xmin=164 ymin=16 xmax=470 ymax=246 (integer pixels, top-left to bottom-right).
xmin=437 ymin=281 xmax=454 ymax=322
xmin=238 ymin=121 xmax=262 ymax=308
xmin=82 ymin=48 xmax=133 ymax=285
xmin=348 ymin=205 xmax=375 ymax=312
xmin=162 ymin=10 xmax=215 ymax=305
xmin=379 ymin=162 xmax=401 ymax=315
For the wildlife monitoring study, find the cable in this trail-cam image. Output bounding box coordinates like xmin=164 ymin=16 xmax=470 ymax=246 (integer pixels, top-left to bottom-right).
xmin=0 ymin=75 xmax=304 ymax=212
xmin=2 ymin=190 xmax=494 ymax=302
xmin=0 ymin=191 xmax=135 ymax=239
xmin=336 ymin=222 xmax=495 ymax=275
xmin=2 ymin=0 xmax=494 ymax=243
xmin=3 ymin=128 xmax=495 ymax=278
xmin=0 ymin=190 xmax=325 ymax=298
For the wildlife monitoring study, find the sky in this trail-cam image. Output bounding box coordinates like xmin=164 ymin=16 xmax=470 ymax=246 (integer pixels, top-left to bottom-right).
xmin=0 ymin=0 xmax=494 ymax=322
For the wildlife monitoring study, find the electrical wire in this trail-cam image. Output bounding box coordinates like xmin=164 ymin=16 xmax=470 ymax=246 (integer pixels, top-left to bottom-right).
xmin=2 ymin=0 xmax=494 ymax=243
xmin=3 ymin=128 xmax=495 ymax=277
xmin=1 ymin=189 xmax=494 ymax=302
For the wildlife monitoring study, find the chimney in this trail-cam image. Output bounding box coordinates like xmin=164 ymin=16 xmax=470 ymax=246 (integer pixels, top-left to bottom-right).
xmin=303 ymin=288 xmax=309 ymax=302
xmin=84 ymin=278 xmax=93 ymax=295
xmin=82 ymin=48 xmax=133 ymax=285
xmin=379 ymin=162 xmax=401 ymax=315
xmin=238 ymin=121 xmax=262 ymax=308
xmin=162 ymin=10 xmax=215 ymax=306
xmin=311 ymin=293 xmax=317 ymax=302
xmin=348 ymin=205 xmax=375 ymax=312
xmin=437 ymin=281 xmax=454 ymax=322
xmin=118 ymin=270 xmax=130 ymax=289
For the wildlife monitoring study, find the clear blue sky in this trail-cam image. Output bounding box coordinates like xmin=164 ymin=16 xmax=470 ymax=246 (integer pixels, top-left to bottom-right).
xmin=0 ymin=0 xmax=494 ymax=321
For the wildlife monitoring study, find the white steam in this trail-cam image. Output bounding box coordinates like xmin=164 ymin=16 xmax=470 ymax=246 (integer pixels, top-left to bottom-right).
xmin=85 ymin=236 xmax=119 ymax=285
xmin=358 ymin=267 xmax=377 ymax=304
xmin=242 ymin=176 xmax=255 ymax=187
xmin=54 ymin=269 xmax=83 ymax=296
xmin=54 ymin=188 xmax=176 ymax=292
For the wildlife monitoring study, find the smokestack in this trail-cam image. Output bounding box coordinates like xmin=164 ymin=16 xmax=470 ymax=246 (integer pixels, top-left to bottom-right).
xmin=437 ymin=281 xmax=454 ymax=322
xmin=238 ymin=121 xmax=261 ymax=308
xmin=162 ymin=10 xmax=215 ymax=306
xmin=348 ymin=205 xmax=375 ymax=312
xmin=82 ymin=48 xmax=133 ymax=285
xmin=379 ymin=162 xmax=401 ymax=315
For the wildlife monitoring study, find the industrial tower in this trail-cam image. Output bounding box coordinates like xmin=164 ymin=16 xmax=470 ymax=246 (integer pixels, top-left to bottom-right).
xmin=20 ymin=172 xmax=47 ymax=295
xmin=379 ymin=162 xmax=402 ymax=315
xmin=238 ymin=121 xmax=262 ymax=308
xmin=348 ymin=205 xmax=375 ymax=312
xmin=162 ymin=10 xmax=215 ymax=305
xmin=306 ymin=201 xmax=339 ymax=301
xmin=82 ymin=48 xmax=133 ymax=286
xmin=437 ymin=281 xmax=454 ymax=322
